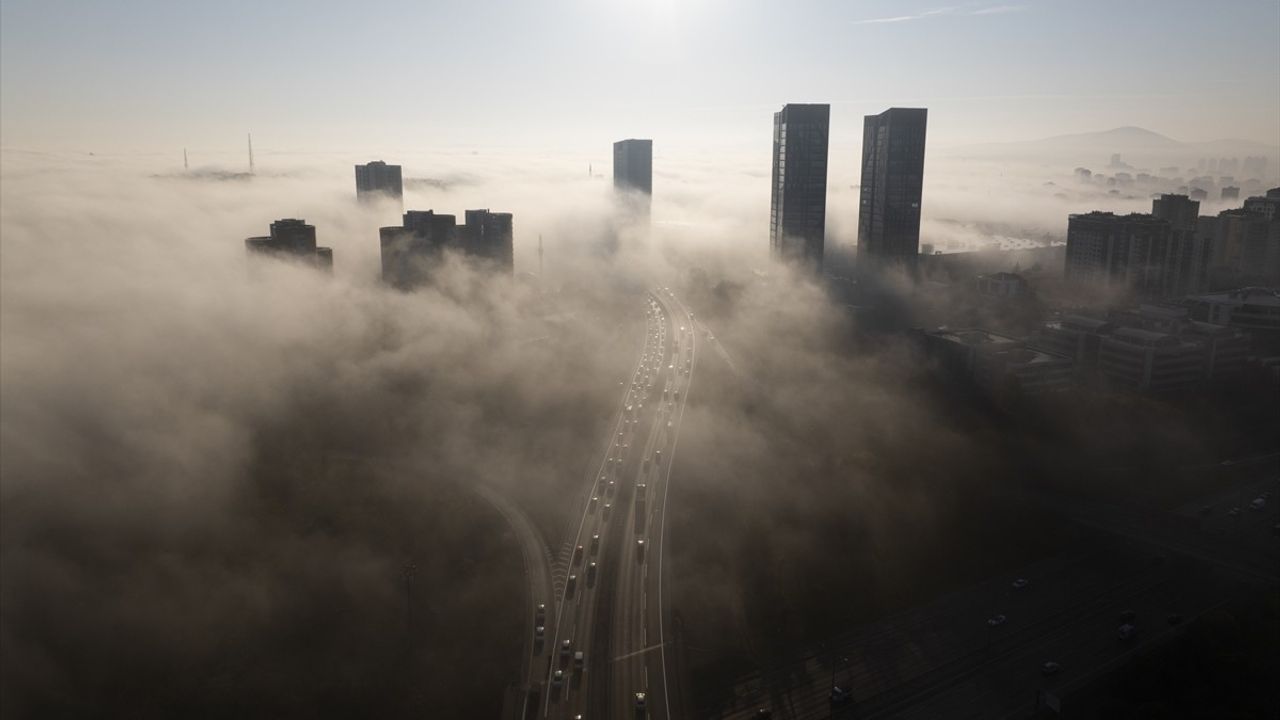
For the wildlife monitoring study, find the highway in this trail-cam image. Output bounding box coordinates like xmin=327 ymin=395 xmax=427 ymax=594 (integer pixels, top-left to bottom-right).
xmin=533 ymin=288 xmax=698 ymax=720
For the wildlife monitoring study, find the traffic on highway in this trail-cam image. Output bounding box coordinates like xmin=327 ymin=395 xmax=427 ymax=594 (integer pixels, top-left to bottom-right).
xmin=529 ymin=288 xmax=698 ymax=719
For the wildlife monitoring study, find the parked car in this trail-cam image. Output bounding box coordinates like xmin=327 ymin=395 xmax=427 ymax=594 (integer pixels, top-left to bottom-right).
xmin=1041 ymin=661 xmax=1061 ymax=676
xmin=987 ymin=614 xmax=1008 ymax=627
xmin=1011 ymin=578 xmax=1030 ymax=590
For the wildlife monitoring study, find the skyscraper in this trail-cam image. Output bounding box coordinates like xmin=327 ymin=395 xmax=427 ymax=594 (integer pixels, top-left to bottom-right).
xmin=613 ymin=139 xmax=653 ymax=220
xmin=769 ymin=103 xmax=830 ymax=271
xmin=856 ymin=108 xmax=928 ymax=279
xmin=244 ymin=218 xmax=333 ymax=271
xmin=355 ymin=161 xmax=403 ymax=204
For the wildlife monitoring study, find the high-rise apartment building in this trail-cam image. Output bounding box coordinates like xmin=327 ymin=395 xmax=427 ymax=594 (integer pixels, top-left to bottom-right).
xmin=380 ymin=209 xmax=513 ymax=289
xmin=244 ymin=218 xmax=333 ymax=271
xmin=355 ymin=161 xmax=403 ymax=204
xmin=769 ymin=103 xmax=830 ymax=271
xmin=1151 ymin=193 xmax=1206 ymax=296
xmin=856 ymin=108 xmax=928 ymax=280
xmin=1064 ymin=212 xmax=1172 ymax=297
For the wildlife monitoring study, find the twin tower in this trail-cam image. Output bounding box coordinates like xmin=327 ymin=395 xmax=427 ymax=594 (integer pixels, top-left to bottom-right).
xmin=770 ymin=105 xmax=928 ymax=278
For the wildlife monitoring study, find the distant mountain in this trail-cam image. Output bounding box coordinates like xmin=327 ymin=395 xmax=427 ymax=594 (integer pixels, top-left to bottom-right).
xmin=1035 ymin=126 xmax=1181 ymax=148
xmin=944 ymin=126 xmax=1278 ymax=163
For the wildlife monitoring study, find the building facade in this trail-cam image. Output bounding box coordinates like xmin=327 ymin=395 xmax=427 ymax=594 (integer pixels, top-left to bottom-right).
xmin=1151 ymin=193 xmax=1207 ymax=296
xmin=355 ymin=161 xmax=403 ymax=204
xmin=770 ymin=103 xmax=830 ymax=272
xmin=920 ymin=328 xmax=1073 ymax=399
xmin=1064 ymin=212 xmax=1173 ymax=298
xmin=613 ymin=139 xmax=653 ymax=220
xmin=380 ymin=209 xmax=513 ymax=289
xmin=856 ymin=107 xmax=928 ymax=280
xmin=244 ymin=218 xmax=333 ymax=271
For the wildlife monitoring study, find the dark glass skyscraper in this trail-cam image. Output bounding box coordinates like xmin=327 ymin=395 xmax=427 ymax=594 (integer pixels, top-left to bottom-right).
xmin=770 ymin=103 xmax=830 ymax=271
xmin=613 ymin=139 xmax=653 ymax=223
xmin=613 ymin=139 xmax=653 ymax=195
xmin=856 ymin=108 xmax=928 ymax=279
xmin=355 ymin=160 xmax=403 ymax=204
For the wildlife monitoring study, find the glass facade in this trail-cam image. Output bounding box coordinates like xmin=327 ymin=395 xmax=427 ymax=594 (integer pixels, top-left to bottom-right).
xmin=769 ymin=104 xmax=829 ymax=272
xmin=856 ymin=108 xmax=928 ymax=279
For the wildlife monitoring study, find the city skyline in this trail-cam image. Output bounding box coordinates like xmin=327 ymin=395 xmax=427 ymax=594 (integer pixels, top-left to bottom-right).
xmin=3 ymin=4 xmax=1278 ymax=720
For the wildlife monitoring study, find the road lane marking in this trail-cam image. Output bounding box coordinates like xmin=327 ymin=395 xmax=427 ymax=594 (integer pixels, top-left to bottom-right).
xmin=612 ymin=644 xmax=664 ymax=662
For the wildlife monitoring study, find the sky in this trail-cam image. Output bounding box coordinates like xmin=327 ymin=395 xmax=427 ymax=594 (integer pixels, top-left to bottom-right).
xmin=1 ymin=0 xmax=1278 ymax=154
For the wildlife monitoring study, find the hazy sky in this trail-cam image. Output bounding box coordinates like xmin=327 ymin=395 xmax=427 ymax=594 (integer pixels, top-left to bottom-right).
xmin=2 ymin=0 xmax=1277 ymax=153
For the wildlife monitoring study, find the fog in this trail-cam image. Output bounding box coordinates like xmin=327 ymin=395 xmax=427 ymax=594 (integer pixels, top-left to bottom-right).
xmin=0 ymin=139 xmax=1266 ymax=717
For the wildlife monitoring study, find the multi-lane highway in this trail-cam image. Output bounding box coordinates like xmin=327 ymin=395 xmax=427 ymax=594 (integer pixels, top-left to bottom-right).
xmin=527 ymin=288 xmax=697 ymax=719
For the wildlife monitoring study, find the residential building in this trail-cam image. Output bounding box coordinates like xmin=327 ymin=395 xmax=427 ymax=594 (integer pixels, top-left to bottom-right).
xmin=1097 ymin=328 xmax=1204 ymax=393
xmin=244 ymin=218 xmax=333 ymax=271
xmin=355 ymin=161 xmax=403 ymax=204
xmin=1064 ymin=211 xmax=1173 ymax=298
xmin=1151 ymin=194 xmax=1206 ymax=295
xmin=380 ymin=209 xmax=513 ymax=289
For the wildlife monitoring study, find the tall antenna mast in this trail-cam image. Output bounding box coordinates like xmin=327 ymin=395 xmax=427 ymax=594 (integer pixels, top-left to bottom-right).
xmin=247 ymin=133 xmax=255 ymax=175
xmin=538 ymin=234 xmax=544 ymax=279
xmin=183 ymin=148 xmax=189 ymax=171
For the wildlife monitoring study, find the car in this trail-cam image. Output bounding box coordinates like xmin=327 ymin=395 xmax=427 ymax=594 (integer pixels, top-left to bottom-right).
xmin=561 ymin=639 xmax=572 ymax=657
xmin=1251 ymin=497 xmax=1266 ymax=511
xmin=603 ymin=503 xmax=613 ymax=520
xmin=589 ymin=496 xmax=599 ymax=512
xmin=1012 ymin=578 xmax=1030 ymax=590
xmin=536 ymin=603 xmax=546 ymax=622
xmin=1041 ymin=661 xmax=1061 ymax=676
xmin=987 ymin=614 xmax=1008 ymax=627
xmin=636 ymin=539 xmax=646 ymax=559
xmin=1119 ymin=610 xmax=1137 ymax=623
xmin=590 ymin=534 xmax=601 ymax=554
xmin=587 ymin=561 xmax=597 ymax=583
xmin=635 ymin=692 xmax=647 ymax=709
xmin=1118 ymin=623 xmax=1136 ymax=641
xmin=667 ymin=420 xmax=673 ymax=428
xmin=573 ymin=545 xmax=584 ymax=565
xmin=566 ymin=574 xmax=577 ymax=595
xmin=830 ymin=685 xmax=852 ymax=705
xmin=574 ymin=650 xmax=585 ymax=668
xmin=552 ymin=669 xmax=564 ymax=687
xmin=535 ymin=625 xmax=545 ymax=638
xmin=607 ymin=480 xmax=617 ymax=496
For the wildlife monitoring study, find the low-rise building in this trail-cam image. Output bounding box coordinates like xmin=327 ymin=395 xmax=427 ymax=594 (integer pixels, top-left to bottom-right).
xmin=920 ymin=328 xmax=1073 ymax=398
xmin=1097 ymin=327 xmax=1203 ymax=393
